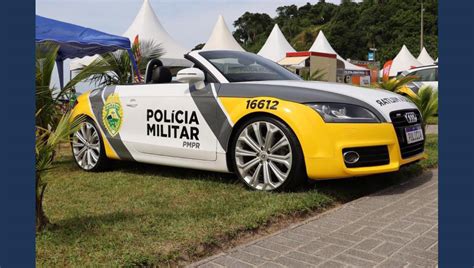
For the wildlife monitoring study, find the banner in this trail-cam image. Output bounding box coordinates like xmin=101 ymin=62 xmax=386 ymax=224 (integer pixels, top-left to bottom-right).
xmin=382 ymin=60 xmax=393 ymax=81
xmin=368 ymin=51 xmax=374 ymax=61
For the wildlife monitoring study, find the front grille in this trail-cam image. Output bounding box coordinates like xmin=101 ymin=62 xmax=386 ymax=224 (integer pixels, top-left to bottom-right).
xmin=390 ymin=109 xmax=425 ymax=159
xmin=342 ymin=146 xmax=390 ymax=168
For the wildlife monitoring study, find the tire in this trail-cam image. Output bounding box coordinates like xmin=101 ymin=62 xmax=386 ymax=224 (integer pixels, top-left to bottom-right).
xmin=230 ymin=115 xmax=306 ymax=191
xmin=71 ymin=118 xmax=110 ymax=171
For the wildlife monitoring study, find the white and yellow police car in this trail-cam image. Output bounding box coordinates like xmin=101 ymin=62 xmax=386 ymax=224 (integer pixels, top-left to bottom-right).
xmin=71 ymin=50 xmax=425 ymax=191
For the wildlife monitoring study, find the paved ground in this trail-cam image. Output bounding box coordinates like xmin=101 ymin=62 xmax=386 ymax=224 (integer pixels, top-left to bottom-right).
xmin=426 ymin=125 xmax=438 ymax=135
xmin=190 ymin=169 xmax=438 ymax=268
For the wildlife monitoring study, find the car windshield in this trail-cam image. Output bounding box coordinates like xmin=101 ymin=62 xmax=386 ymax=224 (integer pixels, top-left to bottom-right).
xmin=199 ymin=51 xmax=302 ymax=82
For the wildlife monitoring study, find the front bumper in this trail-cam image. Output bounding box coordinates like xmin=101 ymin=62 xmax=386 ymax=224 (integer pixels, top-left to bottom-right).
xmin=305 ymin=123 xmax=425 ymax=180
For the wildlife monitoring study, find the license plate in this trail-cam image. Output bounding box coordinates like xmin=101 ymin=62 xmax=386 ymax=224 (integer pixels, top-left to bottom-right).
xmin=405 ymin=124 xmax=424 ymax=144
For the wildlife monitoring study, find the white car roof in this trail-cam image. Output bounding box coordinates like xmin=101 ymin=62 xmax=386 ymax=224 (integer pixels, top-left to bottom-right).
xmin=402 ymin=64 xmax=438 ymax=76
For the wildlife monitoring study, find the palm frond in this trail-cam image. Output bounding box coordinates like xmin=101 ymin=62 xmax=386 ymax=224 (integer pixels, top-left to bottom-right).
xmin=404 ymin=86 xmax=438 ymax=130
xmin=301 ymin=68 xmax=327 ymax=81
xmin=71 ymin=40 xmax=163 ymax=87
xmin=35 ymin=42 xmax=67 ymax=130
xmin=377 ymin=76 xmax=417 ymax=92
xmin=36 ymin=113 xmax=85 ymax=173
xmin=36 ymin=43 xmax=59 ymax=89
xmin=136 ymin=40 xmax=164 ymax=74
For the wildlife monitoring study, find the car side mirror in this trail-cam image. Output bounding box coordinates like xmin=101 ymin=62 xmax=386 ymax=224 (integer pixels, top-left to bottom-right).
xmin=177 ymin=68 xmax=205 ymax=89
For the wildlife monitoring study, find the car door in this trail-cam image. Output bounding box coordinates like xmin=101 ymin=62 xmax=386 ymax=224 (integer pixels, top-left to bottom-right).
xmin=115 ymin=83 xmax=219 ymax=161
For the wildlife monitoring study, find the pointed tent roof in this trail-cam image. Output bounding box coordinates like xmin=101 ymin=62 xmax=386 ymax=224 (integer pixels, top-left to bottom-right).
xmin=123 ymin=0 xmax=188 ymax=61
xmin=202 ymin=15 xmax=244 ymax=51
xmin=417 ymin=47 xmax=435 ymax=65
xmin=309 ymin=30 xmax=368 ymax=71
xmin=70 ymin=0 xmax=190 ymax=70
xmin=258 ymin=24 xmax=295 ymax=62
xmin=389 ymin=45 xmax=422 ymax=76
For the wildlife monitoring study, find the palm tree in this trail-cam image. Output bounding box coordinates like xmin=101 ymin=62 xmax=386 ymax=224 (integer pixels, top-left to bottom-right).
xmin=301 ymin=68 xmax=327 ymax=81
xmin=36 ymin=112 xmax=84 ymax=231
xmin=72 ymin=40 xmax=163 ymax=87
xmin=376 ymin=74 xmax=438 ymax=131
xmin=405 ymin=86 xmax=438 ymax=131
xmin=36 ymin=42 xmax=86 ymax=231
xmin=36 ymin=43 xmax=74 ymax=130
xmin=376 ymin=76 xmax=418 ymax=92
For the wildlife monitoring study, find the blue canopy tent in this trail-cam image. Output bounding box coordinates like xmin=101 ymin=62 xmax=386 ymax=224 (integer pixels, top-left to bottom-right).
xmin=35 ymin=15 xmax=140 ymax=89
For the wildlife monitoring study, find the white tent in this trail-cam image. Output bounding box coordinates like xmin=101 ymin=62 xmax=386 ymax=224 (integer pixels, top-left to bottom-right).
xmin=202 ymin=15 xmax=244 ymax=51
xmin=417 ymin=47 xmax=435 ymax=65
xmin=258 ymin=24 xmax=295 ymax=62
xmin=309 ymin=30 xmax=368 ymax=72
xmin=70 ymin=0 xmax=190 ymax=70
xmin=389 ymin=45 xmax=422 ymax=76
xmin=70 ymin=55 xmax=98 ymax=71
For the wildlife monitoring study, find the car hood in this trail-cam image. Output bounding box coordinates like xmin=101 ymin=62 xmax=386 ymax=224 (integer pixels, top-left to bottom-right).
xmin=219 ymin=80 xmax=418 ymax=122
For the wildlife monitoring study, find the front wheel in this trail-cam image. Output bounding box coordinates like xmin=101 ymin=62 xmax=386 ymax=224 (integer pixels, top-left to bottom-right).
xmin=231 ymin=116 xmax=306 ymax=191
xmin=71 ymin=118 xmax=110 ymax=171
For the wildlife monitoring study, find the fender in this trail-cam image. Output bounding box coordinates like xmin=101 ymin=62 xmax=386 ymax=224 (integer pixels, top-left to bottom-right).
xmin=70 ymin=89 xmax=120 ymax=159
xmin=219 ymin=96 xmax=332 ymax=161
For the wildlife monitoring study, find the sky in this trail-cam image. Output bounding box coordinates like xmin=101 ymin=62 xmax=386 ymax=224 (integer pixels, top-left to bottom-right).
xmin=36 ymin=0 xmax=345 ymax=91
xmin=36 ymin=0 xmax=345 ymax=49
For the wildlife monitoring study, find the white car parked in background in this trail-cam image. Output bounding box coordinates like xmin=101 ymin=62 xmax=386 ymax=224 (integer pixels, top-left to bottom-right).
xmin=400 ymin=64 xmax=438 ymax=93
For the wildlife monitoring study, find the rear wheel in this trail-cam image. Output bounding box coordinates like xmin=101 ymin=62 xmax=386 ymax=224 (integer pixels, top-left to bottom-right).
xmin=71 ymin=118 xmax=109 ymax=171
xmin=231 ymin=116 xmax=306 ymax=191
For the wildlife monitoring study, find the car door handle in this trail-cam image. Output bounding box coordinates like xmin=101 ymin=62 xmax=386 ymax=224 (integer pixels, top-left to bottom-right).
xmin=126 ymin=99 xmax=138 ymax=108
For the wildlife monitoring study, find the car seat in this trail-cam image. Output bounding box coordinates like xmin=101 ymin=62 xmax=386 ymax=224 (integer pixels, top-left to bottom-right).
xmin=145 ymin=59 xmax=172 ymax=84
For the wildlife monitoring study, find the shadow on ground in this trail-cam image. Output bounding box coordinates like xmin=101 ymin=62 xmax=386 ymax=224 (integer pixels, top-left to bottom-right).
xmin=94 ymin=157 xmax=427 ymax=202
xmin=43 ymin=211 xmax=143 ymax=244
xmin=370 ymin=168 xmax=434 ymax=197
xmin=112 ymin=159 xmax=239 ymax=184
xmin=311 ymin=164 xmax=426 ymax=202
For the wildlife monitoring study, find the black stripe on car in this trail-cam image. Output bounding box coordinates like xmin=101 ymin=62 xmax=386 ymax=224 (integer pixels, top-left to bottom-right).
xmin=189 ymin=84 xmax=233 ymax=151
xmin=217 ymin=83 xmax=387 ymax=122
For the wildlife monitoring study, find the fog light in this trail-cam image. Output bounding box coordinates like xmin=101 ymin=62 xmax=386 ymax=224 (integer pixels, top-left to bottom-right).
xmin=343 ymin=151 xmax=360 ymax=164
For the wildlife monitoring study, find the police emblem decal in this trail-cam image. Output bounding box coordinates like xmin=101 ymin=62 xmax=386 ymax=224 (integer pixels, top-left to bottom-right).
xmin=102 ymin=93 xmax=123 ymax=137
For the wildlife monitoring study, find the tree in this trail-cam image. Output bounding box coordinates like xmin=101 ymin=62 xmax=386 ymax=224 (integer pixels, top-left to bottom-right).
xmin=325 ymin=1 xmax=363 ymax=60
xmin=36 ymin=43 xmax=75 ymax=131
xmin=233 ymin=12 xmax=273 ymax=52
xmin=35 ymin=42 xmax=86 ymax=231
xmin=406 ymin=86 xmax=438 ymax=131
xmin=72 ymin=40 xmax=163 ymax=87
xmin=36 ymin=112 xmax=83 ymax=231
xmin=231 ymin=0 xmax=438 ymax=63
xmin=397 ymin=85 xmax=438 ymax=132
xmin=378 ymin=79 xmax=438 ymax=132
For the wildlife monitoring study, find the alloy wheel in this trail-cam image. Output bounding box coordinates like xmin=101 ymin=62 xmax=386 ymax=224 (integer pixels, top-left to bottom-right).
xmin=72 ymin=122 xmax=101 ymax=170
xmin=235 ymin=121 xmax=292 ymax=190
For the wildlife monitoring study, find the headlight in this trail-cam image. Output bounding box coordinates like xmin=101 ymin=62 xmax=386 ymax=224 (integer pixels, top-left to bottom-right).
xmin=308 ymin=103 xmax=380 ymax=123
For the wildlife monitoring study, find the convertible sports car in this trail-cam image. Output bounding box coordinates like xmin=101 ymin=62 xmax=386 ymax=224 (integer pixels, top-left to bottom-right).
xmin=71 ymin=50 xmax=425 ymax=191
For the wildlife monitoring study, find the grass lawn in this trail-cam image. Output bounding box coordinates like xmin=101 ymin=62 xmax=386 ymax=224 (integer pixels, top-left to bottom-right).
xmin=37 ymin=134 xmax=438 ymax=267
xmin=427 ymin=115 xmax=438 ymax=125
